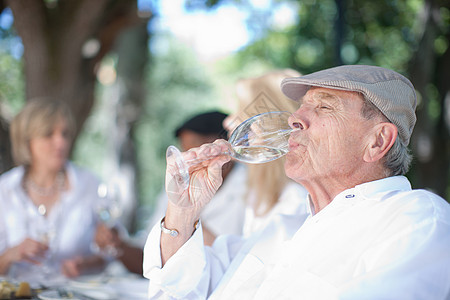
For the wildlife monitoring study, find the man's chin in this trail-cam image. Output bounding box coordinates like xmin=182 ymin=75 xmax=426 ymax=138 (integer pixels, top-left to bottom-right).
xmin=284 ymin=154 xmax=305 ymax=179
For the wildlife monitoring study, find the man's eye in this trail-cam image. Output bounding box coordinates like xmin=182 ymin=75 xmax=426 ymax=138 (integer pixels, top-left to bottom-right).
xmin=319 ymin=105 xmax=331 ymax=110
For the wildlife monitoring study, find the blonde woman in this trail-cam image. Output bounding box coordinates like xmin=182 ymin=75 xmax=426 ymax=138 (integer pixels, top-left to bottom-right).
xmin=0 ymin=98 xmax=104 ymax=280
xmin=223 ymin=69 xmax=309 ymax=237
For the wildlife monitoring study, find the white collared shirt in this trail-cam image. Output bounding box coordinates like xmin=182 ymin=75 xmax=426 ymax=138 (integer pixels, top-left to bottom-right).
xmin=143 ymin=176 xmax=450 ymax=299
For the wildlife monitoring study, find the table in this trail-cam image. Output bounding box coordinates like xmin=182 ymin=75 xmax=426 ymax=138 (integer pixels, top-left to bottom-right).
xmin=1 ymin=262 xmax=148 ymax=300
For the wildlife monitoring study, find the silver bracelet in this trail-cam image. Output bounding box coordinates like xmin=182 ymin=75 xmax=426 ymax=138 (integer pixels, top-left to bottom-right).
xmin=160 ymin=217 xmax=200 ymax=237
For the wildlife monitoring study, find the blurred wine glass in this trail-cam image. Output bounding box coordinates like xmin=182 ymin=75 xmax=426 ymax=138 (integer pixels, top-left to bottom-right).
xmin=36 ymin=220 xmax=58 ymax=277
xmin=92 ymin=182 xmax=123 ymax=257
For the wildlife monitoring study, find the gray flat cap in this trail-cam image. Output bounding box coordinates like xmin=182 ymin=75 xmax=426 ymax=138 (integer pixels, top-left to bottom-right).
xmin=281 ymin=65 xmax=417 ymax=145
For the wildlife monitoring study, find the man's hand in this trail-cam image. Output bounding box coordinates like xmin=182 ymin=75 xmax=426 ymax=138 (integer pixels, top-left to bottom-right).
xmin=161 ymin=139 xmax=231 ymax=265
xmin=165 ymin=139 xmax=231 ymax=213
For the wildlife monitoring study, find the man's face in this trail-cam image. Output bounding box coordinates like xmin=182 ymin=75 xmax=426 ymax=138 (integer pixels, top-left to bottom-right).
xmin=285 ymin=87 xmax=380 ymax=184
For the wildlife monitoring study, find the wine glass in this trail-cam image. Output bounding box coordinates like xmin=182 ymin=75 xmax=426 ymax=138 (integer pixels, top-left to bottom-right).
xmin=166 ymin=111 xmax=297 ymax=190
xmin=35 ymin=221 xmax=58 ymax=279
xmin=92 ymin=182 xmax=123 ymax=257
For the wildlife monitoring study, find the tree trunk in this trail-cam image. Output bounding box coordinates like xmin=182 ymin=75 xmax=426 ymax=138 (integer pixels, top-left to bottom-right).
xmin=5 ymin=0 xmax=145 ymax=143
xmin=408 ymin=0 xmax=449 ymax=198
xmin=334 ymin=0 xmax=345 ymax=66
xmin=0 ymin=115 xmax=12 ymax=172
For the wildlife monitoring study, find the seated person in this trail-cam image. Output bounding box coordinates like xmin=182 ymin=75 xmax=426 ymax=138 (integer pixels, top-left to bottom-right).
xmin=143 ymin=65 xmax=450 ymax=299
xmin=0 ymin=98 xmax=105 ymax=281
xmin=95 ymin=111 xmax=247 ymax=274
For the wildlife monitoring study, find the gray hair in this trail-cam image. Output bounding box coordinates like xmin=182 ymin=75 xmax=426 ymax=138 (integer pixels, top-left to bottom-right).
xmin=361 ymin=98 xmax=413 ymax=176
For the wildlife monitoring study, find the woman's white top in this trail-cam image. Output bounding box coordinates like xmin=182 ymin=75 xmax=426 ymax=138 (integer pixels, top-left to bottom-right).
xmin=0 ymin=162 xmax=100 ymax=264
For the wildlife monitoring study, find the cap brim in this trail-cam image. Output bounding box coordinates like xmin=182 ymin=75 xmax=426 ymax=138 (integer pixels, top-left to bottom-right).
xmin=281 ymin=77 xmax=360 ymax=102
xmin=281 ymin=78 xmax=311 ymax=102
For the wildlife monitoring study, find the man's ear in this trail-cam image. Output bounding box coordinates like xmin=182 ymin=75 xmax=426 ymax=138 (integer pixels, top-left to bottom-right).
xmin=363 ymin=122 xmax=398 ymax=163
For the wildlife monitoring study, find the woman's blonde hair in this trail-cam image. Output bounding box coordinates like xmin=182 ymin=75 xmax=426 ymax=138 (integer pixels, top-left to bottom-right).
xmin=232 ymin=69 xmax=301 ymax=216
xmin=10 ymin=98 xmax=76 ymax=166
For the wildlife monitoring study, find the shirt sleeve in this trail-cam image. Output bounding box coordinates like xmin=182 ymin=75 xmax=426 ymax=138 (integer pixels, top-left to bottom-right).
xmin=143 ymin=218 xmax=244 ymax=299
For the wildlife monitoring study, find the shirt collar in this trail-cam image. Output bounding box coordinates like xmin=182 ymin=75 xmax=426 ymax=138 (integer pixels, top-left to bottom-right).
xmin=307 ymin=194 xmax=315 ymax=216
xmin=307 ymin=176 xmax=412 ymax=217
xmin=353 ymin=175 xmax=411 ymax=200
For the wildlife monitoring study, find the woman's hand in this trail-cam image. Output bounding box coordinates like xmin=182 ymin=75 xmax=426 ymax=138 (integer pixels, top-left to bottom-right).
xmin=61 ymin=255 xmax=105 ymax=278
xmin=94 ymin=224 xmax=121 ymax=250
xmin=61 ymin=256 xmax=84 ymax=278
xmin=11 ymin=238 xmax=48 ymax=264
xmin=0 ymin=238 xmax=48 ymax=274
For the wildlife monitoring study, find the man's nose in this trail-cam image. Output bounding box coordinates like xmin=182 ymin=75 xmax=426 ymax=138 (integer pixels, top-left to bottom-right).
xmin=288 ymin=112 xmax=305 ymax=130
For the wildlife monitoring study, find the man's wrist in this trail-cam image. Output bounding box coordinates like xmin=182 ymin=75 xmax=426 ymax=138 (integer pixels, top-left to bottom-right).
xmin=160 ymin=217 xmax=200 ymax=237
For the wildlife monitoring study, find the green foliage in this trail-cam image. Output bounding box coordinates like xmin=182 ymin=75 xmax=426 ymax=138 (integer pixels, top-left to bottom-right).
xmin=71 ymin=85 xmax=110 ymax=177
xmin=0 ymin=53 xmax=24 ymax=117
xmin=227 ymin=30 xmax=293 ymax=71
xmin=0 ymin=8 xmax=24 ymax=114
xmin=343 ymin=0 xmax=420 ymax=72
xmin=425 ymin=83 xmax=441 ymax=122
xmin=222 ymin=0 xmax=424 ymax=76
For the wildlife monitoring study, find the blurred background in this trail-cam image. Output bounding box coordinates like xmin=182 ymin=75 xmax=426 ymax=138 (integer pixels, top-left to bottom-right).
xmin=0 ymin=0 xmax=449 ymax=234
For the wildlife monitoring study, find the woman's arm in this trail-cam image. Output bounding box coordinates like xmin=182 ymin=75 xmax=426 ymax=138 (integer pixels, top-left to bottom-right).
xmin=94 ymin=223 xmax=144 ymax=275
xmin=116 ymin=243 xmax=144 ymax=275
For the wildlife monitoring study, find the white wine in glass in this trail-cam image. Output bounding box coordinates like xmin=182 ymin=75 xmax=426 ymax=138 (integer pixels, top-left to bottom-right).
xmin=166 ymin=111 xmax=297 ymax=190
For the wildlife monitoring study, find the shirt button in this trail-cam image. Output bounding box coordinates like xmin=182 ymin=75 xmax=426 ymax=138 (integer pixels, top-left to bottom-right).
xmin=345 ymin=194 xmax=355 ymax=198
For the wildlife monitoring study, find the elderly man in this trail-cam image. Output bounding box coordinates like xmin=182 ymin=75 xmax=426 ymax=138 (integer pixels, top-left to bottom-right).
xmin=143 ymin=65 xmax=450 ymax=299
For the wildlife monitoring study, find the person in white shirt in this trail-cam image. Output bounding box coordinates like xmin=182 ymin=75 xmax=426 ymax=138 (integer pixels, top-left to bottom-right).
xmin=143 ymin=65 xmax=450 ymax=299
xmin=0 ymin=98 xmax=104 ymax=281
